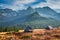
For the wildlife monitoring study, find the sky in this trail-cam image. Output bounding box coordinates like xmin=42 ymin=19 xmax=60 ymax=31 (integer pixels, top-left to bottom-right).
xmin=0 ymin=0 xmax=60 ymax=10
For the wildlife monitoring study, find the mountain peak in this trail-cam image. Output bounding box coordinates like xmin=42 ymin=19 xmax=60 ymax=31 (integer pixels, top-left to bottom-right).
xmin=43 ymin=6 xmax=51 ymax=9
xmin=27 ymin=6 xmax=33 ymax=10
xmin=31 ymin=11 xmax=40 ymax=18
xmin=33 ymin=12 xmax=39 ymax=15
xmin=27 ymin=11 xmax=48 ymax=21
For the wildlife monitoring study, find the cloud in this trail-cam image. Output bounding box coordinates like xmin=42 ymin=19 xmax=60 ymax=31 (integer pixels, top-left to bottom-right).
xmin=0 ymin=0 xmax=36 ymax=10
xmin=0 ymin=0 xmax=60 ymax=10
xmin=46 ymin=0 xmax=60 ymax=9
xmin=32 ymin=0 xmax=60 ymax=9
xmin=0 ymin=0 xmax=46 ymax=10
xmin=32 ymin=2 xmax=47 ymax=8
xmin=12 ymin=0 xmax=36 ymax=10
xmin=15 ymin=0 xmax=35 ymax=4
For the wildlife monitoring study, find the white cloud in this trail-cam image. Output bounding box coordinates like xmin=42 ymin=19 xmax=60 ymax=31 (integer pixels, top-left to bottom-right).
xmin=32 ymin=0 xmax=60 ymax=9
xmin=46 ymin=0 xmax=60 ymax=9
xmin=32 ymin=2 xmax=47 ymax=8
xmin=12 ymin=0 xmax=36 ymax=10
xmin=0 ymin=0 xmax=36 ymax=10
xmin=0 ymin=0 xmax=60 ymax=10
xmin=15 ymin=0 xmax=35 ymax=4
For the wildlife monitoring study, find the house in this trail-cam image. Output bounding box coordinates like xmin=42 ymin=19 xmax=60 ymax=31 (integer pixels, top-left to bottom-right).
xmin=45 ymin=26 xmax=53 ymax=30
xmin=24 ymin=25 xmax=33 ymax=32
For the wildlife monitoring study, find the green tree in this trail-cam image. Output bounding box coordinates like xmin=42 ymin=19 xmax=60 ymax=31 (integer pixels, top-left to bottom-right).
xmin=3 ymin=26 xmax=9 ymax=32
xmin=0 ymin=27 xmax=3 ymax=32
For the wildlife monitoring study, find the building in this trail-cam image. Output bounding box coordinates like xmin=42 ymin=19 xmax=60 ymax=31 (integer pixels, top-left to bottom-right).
xmin=45 ymin=26 xmax=53 ymax=30
xmin=24 ymin=25 xmax=33 ymax=32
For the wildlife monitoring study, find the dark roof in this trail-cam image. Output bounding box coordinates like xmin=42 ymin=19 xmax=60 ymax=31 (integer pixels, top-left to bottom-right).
xmin=45 ymin=26 xmax=53 ymax=30
xmin=24 ymin=25 xmax=32 ymax=32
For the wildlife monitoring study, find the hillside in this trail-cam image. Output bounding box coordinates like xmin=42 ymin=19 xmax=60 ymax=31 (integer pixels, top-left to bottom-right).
xmin=21 ymin=12 xmax=60 ymax=28
xmin=0 ymin=28 xmax=60 ymax=40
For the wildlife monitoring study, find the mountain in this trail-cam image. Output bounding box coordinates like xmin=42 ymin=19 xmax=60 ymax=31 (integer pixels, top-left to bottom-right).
xmin=54 ymin=9 xmax=60 ymax=13
xmin=0 ymin=6 xmax=60 ymax=28
xmin=0 ymin=13 xmax=6 ymax=21
xmin=27 ymin=6 xmax=33 ymax=10
xmin=35 ymin=7 xmax=59 ymax=19
xmin=18 ymin=6 xmax=59 ymax=19
xmin=0 ymin=8 xmax=23 ymax=22
xmin=18 ymin=6 xmax=35 ymax=16
xmin=0 ymin=8 xmax=18 ymax=17
xmin=21 ymin=12 xmax=60 ymax=28
xmin=27 ymin=12 xmax=48 ymax=20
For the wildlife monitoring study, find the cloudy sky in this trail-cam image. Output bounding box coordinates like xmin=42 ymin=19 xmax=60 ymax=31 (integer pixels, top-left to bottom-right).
xmin=0 ymin=0 xmax=60 ymax=10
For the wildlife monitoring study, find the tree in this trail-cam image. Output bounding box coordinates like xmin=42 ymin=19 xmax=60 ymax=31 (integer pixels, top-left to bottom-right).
xmin=3 ymin=26 xmax=9 ymax=32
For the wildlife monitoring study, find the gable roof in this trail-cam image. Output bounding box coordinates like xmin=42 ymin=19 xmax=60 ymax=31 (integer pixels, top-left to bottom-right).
xmin=45 ymin=26 xmax=53 ymax=30
xmin=24 ymin=25 xmax=32 ymax=32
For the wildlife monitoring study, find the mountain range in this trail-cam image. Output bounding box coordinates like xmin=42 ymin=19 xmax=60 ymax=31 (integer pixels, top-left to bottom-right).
xmin=0 ymin=6 xmax=60 ymax=29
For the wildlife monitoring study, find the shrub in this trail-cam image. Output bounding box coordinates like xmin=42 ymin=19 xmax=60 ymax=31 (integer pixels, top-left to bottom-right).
xmin=21 ymin=35 xmax=31 ymax=39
